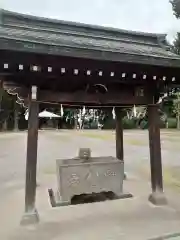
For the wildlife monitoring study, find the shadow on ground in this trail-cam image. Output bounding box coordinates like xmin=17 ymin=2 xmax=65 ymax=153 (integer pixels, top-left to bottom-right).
xmin=71 ymin=191 xmax=117 ymax=205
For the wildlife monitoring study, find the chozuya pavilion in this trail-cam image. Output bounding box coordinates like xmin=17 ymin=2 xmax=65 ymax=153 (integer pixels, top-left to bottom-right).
xmin=0 ymin=9 xmax=180 ymax=224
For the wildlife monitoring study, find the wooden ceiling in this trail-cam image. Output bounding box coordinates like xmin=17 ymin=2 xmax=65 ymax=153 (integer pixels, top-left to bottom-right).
xmin=0 ymin=50 xmax=179 ymax=93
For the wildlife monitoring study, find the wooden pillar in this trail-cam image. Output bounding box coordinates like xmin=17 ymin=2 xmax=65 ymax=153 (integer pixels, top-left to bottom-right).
xmin=0 ymin=80 xmax=3 ymax=131
xmin=13 ymin=103 xmax=19 ymax=131
xmin=0 ymin=80 xmax=3 ymax=111
xmin=21 ymin=86 xmax=39 ymax=225
xmin=115 ymin=108 xmax=124 ymax=160
xmin=115 ymin=108 xmax=126 ymax=179
xmin=148 ymin=104 xmax=167 ymax=205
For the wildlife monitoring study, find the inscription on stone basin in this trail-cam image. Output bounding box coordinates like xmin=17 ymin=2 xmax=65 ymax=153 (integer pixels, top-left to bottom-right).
xmin=56 ymin=156 xmax=124 ymax=202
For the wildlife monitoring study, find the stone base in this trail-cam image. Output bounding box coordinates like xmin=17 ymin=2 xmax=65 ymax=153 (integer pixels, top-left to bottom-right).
xmin=148 ymin=192 xmax=167 ymax=206
xmin=20 ymin=209 xmax=39 ymax=226
xmin=48 ymin=188 xmax=132 ymax=207
xmin=48 ymin=188 xmax=70 ymax=207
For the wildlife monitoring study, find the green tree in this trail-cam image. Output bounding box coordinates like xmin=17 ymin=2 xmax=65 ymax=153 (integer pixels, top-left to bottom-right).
xmin=173 ymin=92 xmax=180 ymax=129
xmin=0 ymin=86 xmax=24 ymax=131
xmin=170 ymin=1 xmax=180 ymax=53
xmin=170 ymin=0 xmax=180 ymax=18
xmin=0 ymin=89 xmax=12 ymax=130
xmin=168 ymin=1 xmax=180 ymax=129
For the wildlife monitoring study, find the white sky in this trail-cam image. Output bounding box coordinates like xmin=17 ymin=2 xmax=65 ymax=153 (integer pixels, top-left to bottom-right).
xmin=1 ymin=0 xmax=180 ymax=43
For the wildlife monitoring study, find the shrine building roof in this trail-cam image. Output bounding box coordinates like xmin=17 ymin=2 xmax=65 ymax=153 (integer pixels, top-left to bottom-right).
xmin=1 ymin=9 xmax=180 ymax=68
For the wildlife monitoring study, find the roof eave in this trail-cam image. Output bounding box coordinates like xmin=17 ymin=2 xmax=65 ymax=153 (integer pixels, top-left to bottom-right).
xmin=0 ymin=37 xmax=180 ymax=68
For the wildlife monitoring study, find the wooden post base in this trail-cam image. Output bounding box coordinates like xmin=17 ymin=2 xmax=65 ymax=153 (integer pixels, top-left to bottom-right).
xmin=20 ymin=209 xmax=39 ymax=226
xmin=148 ymin=192 xmax=167 ymax=206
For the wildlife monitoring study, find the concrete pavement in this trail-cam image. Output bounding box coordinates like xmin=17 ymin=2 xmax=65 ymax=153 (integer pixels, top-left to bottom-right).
xmin=0 ymin=130 xmax=180 ymax=239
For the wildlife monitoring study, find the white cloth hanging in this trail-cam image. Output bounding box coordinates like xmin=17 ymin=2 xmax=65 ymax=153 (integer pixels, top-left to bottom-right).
xmin=82 ymin=106 xmax=86 ymax=115
xmin=25 ymin=109 xmax=29 ymax=120
xmin=133 ymin=105 xmax=137 ymax=117
xmin=112 ymin=107 xmax=116 ymax=120
xmin=61 ymin=104 xmax=64 ymax=117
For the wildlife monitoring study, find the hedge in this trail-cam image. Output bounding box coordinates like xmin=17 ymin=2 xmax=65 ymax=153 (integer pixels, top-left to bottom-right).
xmin=167 ymin=118 xmax=177 ymax=128
xmin=102 ymin=117 xmax=137 ymax=129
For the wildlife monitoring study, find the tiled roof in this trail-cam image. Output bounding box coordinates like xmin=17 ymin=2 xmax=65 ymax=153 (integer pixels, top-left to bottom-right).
xmin=0 ymin=9 xmax=180 ymax=67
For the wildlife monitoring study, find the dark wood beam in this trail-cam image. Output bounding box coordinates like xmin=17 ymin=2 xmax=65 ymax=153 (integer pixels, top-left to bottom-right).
xmin=38 ymin=90 xmax=149 ymax=105
xmin=0 ymin=79 xmax=3 ymax=111
xmin=21 ymin=86 xmax=39 ymax=225
xmin=148 ymin=104 xmax=167 ymax=205
xmin=115 ymin=108 xmax=124 ymax=161
xmin=115 ymin=107 xmax=127 ymax=180
xmin=1 ymin=49 xmax=180 ymax=84
xmin=0 ymin=70 xmax=179 ymax=86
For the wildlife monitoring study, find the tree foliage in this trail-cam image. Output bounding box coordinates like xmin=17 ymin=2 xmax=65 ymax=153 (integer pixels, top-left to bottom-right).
xmin=172 ymin=33 xmax=180 ymax=54
xmin=172 ymin=92 xmax=180 ymax=129
xmin=169 ymin=0 xmax=180 ymax=128
xmin=170 ymin=0 xmax=180 ymax=18
xmin=170 ymin=1 xmax=180 ymax=53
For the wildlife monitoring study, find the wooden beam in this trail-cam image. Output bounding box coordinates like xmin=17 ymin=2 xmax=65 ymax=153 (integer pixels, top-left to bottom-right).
xmin=1 ymin=49 xmax=180 ymax=83
xmin=0 ymin=80 xmax=3 ymax=111
xmin=1 ymin=70 xmax=179 ymax=86
xmin=115 ymin=107 xmax=127 ymax=180
xmin=38 ymin=90 xmax=149 ymax=105
xmin=115 ymin=108 xmax=124 ymax=161
xmin=21 ymin=86 xmax=39 ymax=225
xmin=148 ymin=104 xmax=167 ymax=205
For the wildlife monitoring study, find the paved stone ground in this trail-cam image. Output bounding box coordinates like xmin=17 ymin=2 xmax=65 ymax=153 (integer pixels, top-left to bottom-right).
xmin=0 ymin=130 xmax=180 ymax=240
